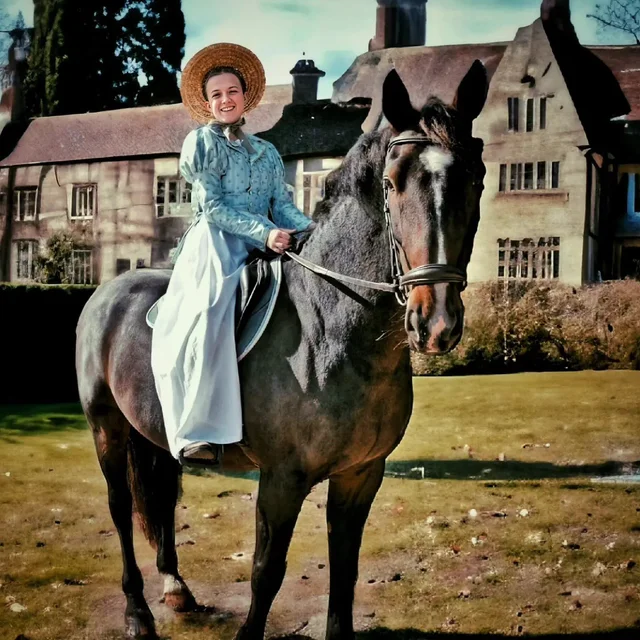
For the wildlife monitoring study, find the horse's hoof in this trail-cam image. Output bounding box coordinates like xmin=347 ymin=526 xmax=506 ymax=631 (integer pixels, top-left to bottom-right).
xmin=125 ymin=608 xmax=158 ymax=639
xmin=164 ymin=589 xmax=198 ymax=612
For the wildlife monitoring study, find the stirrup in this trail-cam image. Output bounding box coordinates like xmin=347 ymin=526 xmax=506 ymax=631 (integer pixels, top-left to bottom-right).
xmin=178 ymin=442 xmax=223 ymax=467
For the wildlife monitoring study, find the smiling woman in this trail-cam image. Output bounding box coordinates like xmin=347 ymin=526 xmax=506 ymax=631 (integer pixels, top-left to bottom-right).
xmin=150 ymin=42 xmax=314 ymax=467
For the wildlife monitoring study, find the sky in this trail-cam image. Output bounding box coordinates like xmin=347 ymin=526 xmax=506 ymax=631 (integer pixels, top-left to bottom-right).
xmin=4 ymin=0 xmax=634 ymax=99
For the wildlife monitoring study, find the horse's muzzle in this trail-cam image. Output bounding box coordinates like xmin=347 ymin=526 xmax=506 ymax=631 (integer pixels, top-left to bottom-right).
xmin=404 ymin=284 xmax=464 ymax=354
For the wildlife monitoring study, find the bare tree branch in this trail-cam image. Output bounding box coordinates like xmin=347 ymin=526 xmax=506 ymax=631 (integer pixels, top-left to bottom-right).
xmin=587 ymin=0 xmax=640 ymax=44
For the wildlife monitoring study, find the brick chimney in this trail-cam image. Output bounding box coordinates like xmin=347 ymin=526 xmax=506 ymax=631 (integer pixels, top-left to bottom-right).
xmin=369 ymin=0 xmax=427 ymax=51
xmin=290 ymin=57 xmax=326 ymax=104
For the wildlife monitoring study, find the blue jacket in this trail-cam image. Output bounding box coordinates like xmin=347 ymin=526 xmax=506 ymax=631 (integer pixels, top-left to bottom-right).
xmin=177 ymin=124 xmax=312 ymax=254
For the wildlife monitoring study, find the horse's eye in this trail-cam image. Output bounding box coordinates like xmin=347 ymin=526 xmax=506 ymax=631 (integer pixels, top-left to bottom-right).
xmin=384 ymin=177 xmax=395 ymax=192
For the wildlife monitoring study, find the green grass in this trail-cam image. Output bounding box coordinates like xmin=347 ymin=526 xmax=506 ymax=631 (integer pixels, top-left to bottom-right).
xmin=1 ymin=371 xmax=639 ymax=640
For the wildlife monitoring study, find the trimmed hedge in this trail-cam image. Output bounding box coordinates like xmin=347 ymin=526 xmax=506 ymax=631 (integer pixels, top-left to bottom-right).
xmin=412 ymin=279 xmax=640 ymax=376
xmin=0 ymin=283 xmax=97 ymax=403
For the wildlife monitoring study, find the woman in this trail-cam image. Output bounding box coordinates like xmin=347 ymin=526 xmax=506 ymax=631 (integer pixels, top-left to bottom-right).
xmin=151 ymin=43 xmax=314 ymax=466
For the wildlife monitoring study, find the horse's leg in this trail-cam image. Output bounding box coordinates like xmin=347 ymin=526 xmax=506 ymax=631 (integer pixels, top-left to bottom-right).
xmin=235 ymin=468 xmax=309 ymax=640
xmin=325 ymin=459 xmax=386 ymax=640
xmin=91 ymin=410 xmax=157 ymax=639
xmin=126 ymin=429 xmax=197 ymax=613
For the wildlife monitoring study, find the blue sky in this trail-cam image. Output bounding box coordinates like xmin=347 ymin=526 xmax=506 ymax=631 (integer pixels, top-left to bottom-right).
xmin=7 ymin=0 xmax=633 ymax=99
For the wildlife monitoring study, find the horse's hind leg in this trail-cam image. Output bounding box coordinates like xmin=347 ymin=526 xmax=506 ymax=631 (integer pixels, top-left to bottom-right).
xmin=126 ymin=428 xmax=197 ymax=612
xmin=91 ymin=409 xmax=157 ymax=639
xmin=325 ymin=459 xmax=386 ymax=640
xmin=235 ymin=468 xmax=310 ymax=640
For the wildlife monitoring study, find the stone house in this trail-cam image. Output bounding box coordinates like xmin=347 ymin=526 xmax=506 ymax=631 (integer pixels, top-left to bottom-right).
xmin=1 ymin=0 xmax=639 ymax=286
xmin=333 ymin=1 xmax=640 ymax=286
xmin=0 ymin=64 xmax=366 ymax=283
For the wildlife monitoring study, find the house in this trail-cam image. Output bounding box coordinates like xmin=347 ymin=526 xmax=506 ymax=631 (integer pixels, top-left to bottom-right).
xmin=333 ymin=0 xmax=640 ymax=285
xmin=1 ymin=0 xmax=639 ymax=285
xmin=0 ymin=59 xmax=367 ymax=283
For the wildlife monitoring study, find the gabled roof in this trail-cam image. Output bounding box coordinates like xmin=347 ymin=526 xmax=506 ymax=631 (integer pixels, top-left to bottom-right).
xmin=259 ymin=100 xmax=369 ymax=158
xmin=0 ymin=84 xmax=293 ymax=167
xmin=540 ymin=3 xmax=633 ymax=148
xmin=589 ymin=46 xmax=640 ymax=122
xmin=332 ymin=43 xmax=508 ymax=131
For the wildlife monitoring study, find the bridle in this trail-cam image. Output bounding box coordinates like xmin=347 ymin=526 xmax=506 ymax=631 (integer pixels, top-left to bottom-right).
xmin=286 ymin=133 xmax=468 ymax=306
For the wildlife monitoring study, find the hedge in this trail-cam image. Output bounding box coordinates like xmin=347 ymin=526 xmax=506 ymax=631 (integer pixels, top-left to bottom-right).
xmin=412 ymin=279 xmax=640 ymax=376
xmin=0 ymin=284 xmax=97 ymax=403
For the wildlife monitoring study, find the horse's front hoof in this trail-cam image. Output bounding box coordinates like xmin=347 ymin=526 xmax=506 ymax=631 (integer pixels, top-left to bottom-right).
xmin=125 ymin=606 xmax=158 ymax=639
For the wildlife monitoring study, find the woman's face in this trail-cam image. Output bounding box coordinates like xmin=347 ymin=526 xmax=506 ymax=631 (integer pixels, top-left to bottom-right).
xmin=205 ymin=72 xmax=246 ymax=123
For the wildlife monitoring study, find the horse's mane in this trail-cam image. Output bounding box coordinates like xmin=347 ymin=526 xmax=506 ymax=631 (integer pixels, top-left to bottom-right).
xmin=313 ymin=97 xmax=462 ymax=221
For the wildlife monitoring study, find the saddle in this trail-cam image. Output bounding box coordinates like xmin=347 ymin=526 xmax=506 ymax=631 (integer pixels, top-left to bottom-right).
xmin=145 ymin=253 xmax=282 ymax=362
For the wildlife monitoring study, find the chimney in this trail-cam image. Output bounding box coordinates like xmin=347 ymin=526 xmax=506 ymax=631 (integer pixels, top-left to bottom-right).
xmin=290 ymin=57 xmax=326 ymax=104
xmin=369 ymin=0 xmax=427 ymax=51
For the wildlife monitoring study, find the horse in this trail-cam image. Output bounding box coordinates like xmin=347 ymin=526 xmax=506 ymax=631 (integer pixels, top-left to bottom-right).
xmin=75 ymin=60 xmax=488 ymax=640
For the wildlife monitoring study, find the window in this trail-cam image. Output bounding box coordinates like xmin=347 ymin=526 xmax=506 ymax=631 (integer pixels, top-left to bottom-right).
xmin=13 ymin=187 xmax=37 ymax=221
xmin=523 ymin=163 xmax=534 ymax=190
xmin=14 ymin=240 xmax=38 ymax=280
xmin=71 ymin=184 xmax=96 ymax=219
xmin=526 ymin=98 xmax=534 ymax=132
xmin=507 ymin=97 xmax=519 ymax=132
xmin=499 ymin=162 xmax=561 ymax=192
xmin=509 ymin=163 xmax=519 ymax=191
xmin=551 ymin=161 xmax=560 ymax=189
xmin=156 ymin=177 xmax=192 ymax=217
xmin=70 ymin=249 xmax=93 ymax=284
xmin=295 ymin=158 xmax=341 ymax=215
xmin=499 ymin=164 xmax=507 ymax=192
xmin=509 ymin=96 xmax=548 ymax=133
xmin=116 ymin=259 xmax=131 ymax=275
xmin=537 ymin=162 xmax=546 ymax=190
xmin=497 ymin=237 xmax=560 ymax=281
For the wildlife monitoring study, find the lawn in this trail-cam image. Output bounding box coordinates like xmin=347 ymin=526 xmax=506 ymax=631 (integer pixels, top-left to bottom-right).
xmin=1 ymin=371 xmax=639 ymax=640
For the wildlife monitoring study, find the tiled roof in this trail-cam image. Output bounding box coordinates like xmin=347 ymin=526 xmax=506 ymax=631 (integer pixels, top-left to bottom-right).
xmin=589 ymin=46 xmax=640 ymax=122
xmin=0 ymin=84 xmax=292 ymax=167
xmin=332 ymin=43 xmax=508 ymax=131
xmin=259 ymin=100 xmax=369 ymax=158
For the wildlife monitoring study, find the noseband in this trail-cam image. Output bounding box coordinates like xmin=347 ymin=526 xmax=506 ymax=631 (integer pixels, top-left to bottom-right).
xmin=286 ymin=133 xmax=467 ymax=306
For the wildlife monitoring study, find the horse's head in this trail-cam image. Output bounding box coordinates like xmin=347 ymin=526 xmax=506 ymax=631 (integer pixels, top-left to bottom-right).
xmin=381 ymin=61 xmax=488 ymax=354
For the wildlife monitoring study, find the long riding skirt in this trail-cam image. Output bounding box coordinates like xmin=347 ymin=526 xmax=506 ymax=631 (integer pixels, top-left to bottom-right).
xmin=151 ymin=218 xmax=248 ymax=459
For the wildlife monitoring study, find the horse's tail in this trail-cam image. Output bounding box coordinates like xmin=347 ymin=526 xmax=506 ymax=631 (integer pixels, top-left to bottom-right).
xmin=126 ymin=428 xmax=182 ymax=549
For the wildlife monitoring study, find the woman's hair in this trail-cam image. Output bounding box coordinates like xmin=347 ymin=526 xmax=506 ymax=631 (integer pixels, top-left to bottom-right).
xmin=202 ymin=66 xmax=247 ymax=99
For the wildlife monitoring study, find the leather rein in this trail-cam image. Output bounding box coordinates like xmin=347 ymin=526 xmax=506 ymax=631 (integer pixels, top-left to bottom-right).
xmin=285 ymin=134 xmax=467 ymax=306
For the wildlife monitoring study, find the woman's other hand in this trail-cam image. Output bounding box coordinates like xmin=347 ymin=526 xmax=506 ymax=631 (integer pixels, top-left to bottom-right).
xmin=267 ymin=229 xmax=295 ymax=254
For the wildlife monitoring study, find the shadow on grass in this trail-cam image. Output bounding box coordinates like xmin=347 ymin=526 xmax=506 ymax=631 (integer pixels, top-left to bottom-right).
xmin=0 ymin=403 xmax=86 ymax=439
xmin=385 ymin=459 xmax=640 ymax=481
xmin=353 ymin=629 xmax=639 ymax=639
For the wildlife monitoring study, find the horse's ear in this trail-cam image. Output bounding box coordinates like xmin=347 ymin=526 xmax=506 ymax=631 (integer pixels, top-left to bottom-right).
xmin=453 ymin=60 xmax=488 ymax=123
xmin=382 ymin=69 xmax=420 ymax=133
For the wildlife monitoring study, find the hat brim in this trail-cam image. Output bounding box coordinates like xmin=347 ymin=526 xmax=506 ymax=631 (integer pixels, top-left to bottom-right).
xmin=180 ymin=43 xmax=266 ymax=124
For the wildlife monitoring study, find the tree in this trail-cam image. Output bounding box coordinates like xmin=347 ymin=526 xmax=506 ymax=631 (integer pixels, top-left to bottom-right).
xmin=24 ymin=0 xmax=185 ymax=117
xmin=587 ymin=0 xmax=640 ymax=44
xmin=34 ymin=231 xmax=89 ymax=284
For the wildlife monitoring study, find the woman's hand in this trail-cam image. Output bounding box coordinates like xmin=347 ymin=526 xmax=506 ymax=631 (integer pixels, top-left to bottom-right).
xmin=267 ymin=228 xmax=295 ymax=254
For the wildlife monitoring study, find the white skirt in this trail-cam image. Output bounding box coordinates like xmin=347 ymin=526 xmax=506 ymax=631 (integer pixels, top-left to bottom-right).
xmin=150 ymin=218 xmax=249 ymax=459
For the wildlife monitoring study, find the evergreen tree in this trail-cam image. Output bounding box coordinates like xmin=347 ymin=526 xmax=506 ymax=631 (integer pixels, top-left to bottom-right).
xmin=24 ymin=0 xmax=185 ymax=116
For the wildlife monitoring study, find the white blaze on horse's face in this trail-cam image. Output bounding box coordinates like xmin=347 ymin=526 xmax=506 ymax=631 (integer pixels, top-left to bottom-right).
xmin=419 ymin=147 xmax=454 ymax=264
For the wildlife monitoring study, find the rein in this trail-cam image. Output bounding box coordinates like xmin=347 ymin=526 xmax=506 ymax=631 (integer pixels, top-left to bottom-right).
xmin=286 ymin=134 xmax=468 ymax=306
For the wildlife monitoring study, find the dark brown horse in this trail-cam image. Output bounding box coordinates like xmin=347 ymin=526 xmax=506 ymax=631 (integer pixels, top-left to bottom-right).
xmin=75 ymin=62 xmax=488 ymax=640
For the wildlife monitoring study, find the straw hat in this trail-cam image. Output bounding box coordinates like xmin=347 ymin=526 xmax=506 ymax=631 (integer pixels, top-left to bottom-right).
xmin=180 ymin=43 xmax=266 ymax=124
